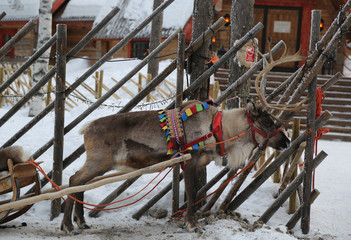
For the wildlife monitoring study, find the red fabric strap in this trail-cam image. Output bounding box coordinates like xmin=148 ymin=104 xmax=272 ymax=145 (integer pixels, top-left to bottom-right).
xmin=182 ymin=126 xmax=219 ymax=150
xmin=212 ymin=111 xmax=227 ymax=156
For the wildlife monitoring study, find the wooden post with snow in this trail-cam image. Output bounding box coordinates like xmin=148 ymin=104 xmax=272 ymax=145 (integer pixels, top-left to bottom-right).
xmin=51 ymin=24 xmax=66 ymax=220
xmin=301 ymin=10 xmax=320 ymax=234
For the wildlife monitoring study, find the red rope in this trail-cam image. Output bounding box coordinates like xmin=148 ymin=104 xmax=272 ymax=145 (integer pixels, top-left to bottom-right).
xmin=312 ymin=87 xmax=329 ymax=188
xmin=314 ymin=87 xmax=329 ymax=154
xmin=28 ymin=159 xmax=175 ymax=211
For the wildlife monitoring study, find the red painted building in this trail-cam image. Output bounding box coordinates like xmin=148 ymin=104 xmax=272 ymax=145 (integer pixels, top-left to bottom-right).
xmin=213 ymin=0 xmax=347 ymax=72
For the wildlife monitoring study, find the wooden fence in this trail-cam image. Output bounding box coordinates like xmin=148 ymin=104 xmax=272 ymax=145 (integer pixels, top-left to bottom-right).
xmin=1 ymin=0 xmax=349 ymax=234
xmin=214 ymin=69 xmax=351 ymax=141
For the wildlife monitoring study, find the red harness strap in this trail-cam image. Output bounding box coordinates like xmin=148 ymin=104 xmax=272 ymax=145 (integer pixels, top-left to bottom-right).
xmin=182 ymin=111 xmax=226 ymax=156
xmin=212 ymin=111 xmax=227 ymax=156
xmin=246 ymin=111 xmax=281 ymax=150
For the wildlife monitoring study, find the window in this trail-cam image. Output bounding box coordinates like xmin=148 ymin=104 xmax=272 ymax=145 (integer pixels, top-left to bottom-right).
xmin=131 ymin=40 xmax=149 ymax=59
xmin=0 ymin=29 xmax=17 ymax=57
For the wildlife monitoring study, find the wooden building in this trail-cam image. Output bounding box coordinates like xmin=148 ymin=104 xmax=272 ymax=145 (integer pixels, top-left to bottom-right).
xmin=0 ymin=0 xmax=348 ymax=74
xmin=91 ymin=0 xmax=193 ymax=61
xmin=0 ymin=0 xmax=103 ymax=62
xmin=213 ymin=0 xmax=347 ymax=72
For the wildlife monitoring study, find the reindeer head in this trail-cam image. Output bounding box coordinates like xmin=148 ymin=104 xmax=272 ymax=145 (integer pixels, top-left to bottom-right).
xmin=246 ymin=102 xmax=290 ymax=150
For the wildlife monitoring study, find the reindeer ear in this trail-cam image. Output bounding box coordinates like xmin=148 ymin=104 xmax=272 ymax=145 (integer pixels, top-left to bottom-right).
xmin=247 ymin=101 xmax=260 ymax=117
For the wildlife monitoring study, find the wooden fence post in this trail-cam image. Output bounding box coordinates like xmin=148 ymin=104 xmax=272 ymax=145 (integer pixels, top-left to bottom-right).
xmin=272 ymin=151 xmax=281 ymax=183
xmin=146 ymin=74 xmax=152 ymax=102
xmin=138 ymin=73 xmax=143 ymax=93
xmin=289 ymin=118 xmax=301 ymax=213
xmin=46 ymin=78 xmax=52 ymax=106
xmin=172 ymin=33 xmax=185 ymax=214
xmin=0 ymin=67 xmax=4 ymax=108
xmin=51 ymin=24 xmax=66 ymax=220
xmin=301 ymin=10 xmax=320 ymax=234
xmin=94 ymin=71 xmax=103 ymax=99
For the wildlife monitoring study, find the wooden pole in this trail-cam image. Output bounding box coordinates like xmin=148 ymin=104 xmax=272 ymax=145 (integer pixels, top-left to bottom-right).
xmin=172 ymin=33 xmax=185 ymax=214
xmin=146 ymin=74 xmax=152 ymax=102
xmin=252 ymin=151 xmax=275 ymax=178
xmin=258 ymin=151 xmax=327 ymax=224
xmin=288 ymin=118 xmax=301 ymax=213
xmin=227 ymin=111 xmax=332 ymax=212
xmin=46 ymin=78 xmax=52 ymax=106
xmin=286 ymin=189 xmax=320 ymax=230
xmin=0 ymin=11 xmax=6 ymax=21
xmin=272 ymin=151 xmax=281 ymax=183
xmin=301 ymin=10 xmax=320 ymax=234
xmin=51 ymin=24 xmax=67 ymax=220
xmin=0 ymin=68 xmax=4 ymax=108
xmin=0 ymin=154 xmax=192 ymax=213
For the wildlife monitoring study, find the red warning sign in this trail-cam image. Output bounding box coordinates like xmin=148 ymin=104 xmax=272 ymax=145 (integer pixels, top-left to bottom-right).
xmin=245 ymin=46 xmax=255 ymax=62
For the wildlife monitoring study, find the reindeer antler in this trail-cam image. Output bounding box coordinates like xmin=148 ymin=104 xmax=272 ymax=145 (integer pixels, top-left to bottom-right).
xmin=255 ymin=43 xmax=308 ymax=111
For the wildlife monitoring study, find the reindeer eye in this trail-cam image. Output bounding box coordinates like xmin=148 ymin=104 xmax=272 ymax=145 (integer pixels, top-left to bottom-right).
xmin=263 ymin=117 xmax=274 ymax=127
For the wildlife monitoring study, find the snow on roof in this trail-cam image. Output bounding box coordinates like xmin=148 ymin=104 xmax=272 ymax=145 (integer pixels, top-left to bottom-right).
xmin=93 ymin=0 xmax=194 ymax=39
xmin=54 ymin=0 xmax=105 ymax=22
xmin=0 ymin=0 xmax=40 ymax=22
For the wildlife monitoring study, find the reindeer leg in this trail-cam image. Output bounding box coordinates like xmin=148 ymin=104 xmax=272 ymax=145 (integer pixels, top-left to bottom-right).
xmin=61 ymin=195 xmax=75 ymax=234
xmin=61 ymin=158 xmax=111 ymax=234
xmin=183 ymin=154 xmax=201 ymax=232
xmin=73 ymin=192 xmax=90 ymax=230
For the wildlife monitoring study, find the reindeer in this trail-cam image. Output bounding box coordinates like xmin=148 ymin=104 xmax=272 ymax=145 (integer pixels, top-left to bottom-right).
xmin=61 ymin=49 xmax=306 ymax=234
xmin=0 ymin=146 xmax=29 ymax=172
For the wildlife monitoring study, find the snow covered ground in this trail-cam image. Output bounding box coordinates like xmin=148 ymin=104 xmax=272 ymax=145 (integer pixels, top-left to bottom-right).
xmin=0 ymin=59 xmax=350 ymax=239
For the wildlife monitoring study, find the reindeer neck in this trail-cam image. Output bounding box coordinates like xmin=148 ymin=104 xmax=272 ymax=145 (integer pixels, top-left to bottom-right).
xmin=221 ymin=108 xmax=250 ymax=141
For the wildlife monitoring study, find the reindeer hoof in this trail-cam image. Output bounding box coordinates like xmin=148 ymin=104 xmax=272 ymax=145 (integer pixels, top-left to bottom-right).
xmin=80 ymin=224 xmax=91 ymax=230
xmin=184 ymin=221 xmax=202 ymax=232
xmin=74 ymin=216 xmax=90 ymax=230
xmin=61 ymin=224 xmax=75 ymax=234
xmin=73 ymin=230 xmax=83 ymax=235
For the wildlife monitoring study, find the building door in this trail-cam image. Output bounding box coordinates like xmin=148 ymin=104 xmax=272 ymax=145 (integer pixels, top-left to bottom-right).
xmin=0 ymin=29 xmax=17 ymax=57
xmin=255 ymin=6 xmax=302 ymax=71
